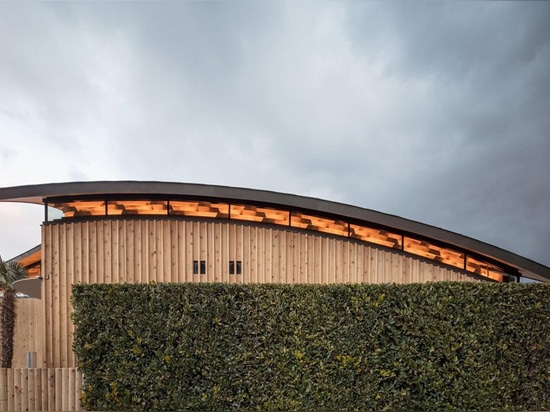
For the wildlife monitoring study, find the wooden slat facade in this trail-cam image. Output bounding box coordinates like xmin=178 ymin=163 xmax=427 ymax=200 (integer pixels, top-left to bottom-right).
xmin=0 ymin=298 xmax=45 ymax=369
xmin=0 ymin=368 xmax=81 ymax=411
xmin=42 ymin=218 xmax=478 ymax=368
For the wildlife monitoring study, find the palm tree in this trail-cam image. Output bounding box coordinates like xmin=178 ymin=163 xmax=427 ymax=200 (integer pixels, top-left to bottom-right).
xmin=0 ymin=256 xmax=27 ymax=368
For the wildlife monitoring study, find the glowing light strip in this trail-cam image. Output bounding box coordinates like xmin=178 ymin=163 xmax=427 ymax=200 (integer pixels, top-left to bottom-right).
xmin=48 ymin=198 xmax=509 ymax=282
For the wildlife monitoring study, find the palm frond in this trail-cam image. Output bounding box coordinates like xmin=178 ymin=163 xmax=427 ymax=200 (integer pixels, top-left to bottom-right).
xmin=0 ymin=256 xmax=28 ymax=289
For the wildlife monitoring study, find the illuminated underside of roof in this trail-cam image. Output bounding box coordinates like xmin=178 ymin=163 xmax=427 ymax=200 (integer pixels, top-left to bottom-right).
xmin=1 ymin=181 xmax=549 ymax=283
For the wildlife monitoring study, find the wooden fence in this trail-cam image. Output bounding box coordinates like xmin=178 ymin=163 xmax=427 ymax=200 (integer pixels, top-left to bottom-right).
xmin=0 ymin=297 xmax=45 ymax=369
xmin=0 ymin=368 xmax=81 ymax=411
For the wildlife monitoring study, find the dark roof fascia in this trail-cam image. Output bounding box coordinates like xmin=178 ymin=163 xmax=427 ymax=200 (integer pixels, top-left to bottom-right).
xmin=1 ymin=181 xmax=549 ymax=282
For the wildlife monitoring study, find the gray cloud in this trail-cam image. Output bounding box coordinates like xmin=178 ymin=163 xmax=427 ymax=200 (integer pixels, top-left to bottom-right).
xmin=0 ymin=1 xmax=548 ymax=268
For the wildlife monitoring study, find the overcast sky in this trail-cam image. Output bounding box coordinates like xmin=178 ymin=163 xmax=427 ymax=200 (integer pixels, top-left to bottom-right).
xmin=1 ymin=1 xmax=549 ymax=269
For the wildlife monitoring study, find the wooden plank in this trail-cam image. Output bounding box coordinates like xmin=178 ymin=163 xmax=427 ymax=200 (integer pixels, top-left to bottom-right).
xmin=147 ymin=220 xmax=156 ymax=283
xmin=29 ymin=369 xmax=37 ymax=412
xmin=42 ymin=227 xmax=51 ymax=368
xmin=380 ymin=248 xmax=388 ymax=283
xmin=0 ymin=369 xmax=6 ymax=410
xmin=132 ymin=221 xmax=141 ymax=283
xmin=21 ymin=369 xmax=28 ymax=412
xmin=329 ymin=238 xmax=337 ymax=284
xmin=44 ymin=225 xmax=53 ymax=368
xmin=198 ymin=221 xmax=205 ymax=282
xmin=156 ymin=220 xmax=164 ymax=282
xmin=298 ymin=234 xmax=306 ymax=283
xmin=148 ymin=220 xmax=156 ymax=283
xmin=341 ymin=242 xmax=348 ymax=284
xmin=364 ymin=246 xmax=372 ymax=283
xmin=242 ymin=226 xmax=251 ymax=283
xmin=42 ymin=368 xmax=49 ymax=411
xmin=265 ymin=227 xmax=273 ymax=284
xmin=68 ymin=368 xmax=76 ymax=411
xmin=262 ymin=228 xmax=271 ymax=284
xmin=126 ymin=220 xmax=135 ymax=283
xmin=62 ymin=224 xmax=71 ymax=367
xmin=403 ymin=256 xmax=411 ymax=283
xmin=217 ymin=223 xmax=227 ymax=283
xmin=96 ymin=221 xmax=104 ymax=285
xmin=341 ymin=240 xmax=349 ymax=284
xmin=80 ymin=222 xmax=89 ymax=284
xmin=206 ymin=222 xmax=214 ymax=283
xmin=73 ymin=222 xmax=82 ymax=284
xmin=236 ymin=225 xmax=243 ymax=284
xmin=14 ymin=367 xmax=21 ymax=411
xmin=104 ymin=221 xmax=113 ymax=284
xmin=391 ymin=253 xmax=401 ymax=284
xmin=161 ymin=220 xmax=170 ymax=282
xmin=89 ymin=221 xmax=97 ymax=285
xmin=138 ymin=220 xmax=146 ymax=283
xmin=7 ymin=367 xmax=14 ymax=411
xmin=323 ymin=236 xmax=331 ymax=284
xmin=177 ymin=221 xmax=185 ymax=283
xmin=54 ymin=368 xmax=62 ymax=411
xmin=52 ymin=223 xmax=62 ymax=369
xmin=291 ymin=232 xmax=298 ymax=283
xmin=115 ymin=220 xmax=123 ymax=283
xmin=271 ymin=228 xmax=279 ymax=284
xmin=354 ymin=244 xmax=361 ymax=284
xmin=213 ymin=223 xmax=222 ymax=283
xmin=249 ymin=226 xmax=257 ymax=284
xmin=370 ymin=248 xmax=378 ymax=283
xmin=311 ymin=236 xmax=319 ymax=284
xmin=277 ymin=232 xmax=293 ymax=283
xmin=116 ymin=221 xmax=125 ymax=283
xmin=184 ymin=221 xmax=193 ymax=283
xmin=170 ymin=221 xmax=178 ymax=283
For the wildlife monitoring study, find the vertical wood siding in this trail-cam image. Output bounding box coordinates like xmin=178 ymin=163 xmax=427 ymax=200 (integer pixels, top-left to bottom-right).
xmin=0 ymin=368 xmax=81 ymax=411
xmin=0 ymin=298 xmax=45 ymax=369
xmin=42 ymin=219 xmax=478 ymax=367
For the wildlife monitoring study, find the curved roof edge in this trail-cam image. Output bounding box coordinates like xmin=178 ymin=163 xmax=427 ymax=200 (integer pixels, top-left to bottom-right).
xmin=1 ymin=180 xmax=549 ymax=282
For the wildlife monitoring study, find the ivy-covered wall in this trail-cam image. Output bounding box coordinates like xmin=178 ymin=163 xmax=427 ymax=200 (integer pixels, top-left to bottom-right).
xmin=72 ymin=282 xmax=550 ymax=411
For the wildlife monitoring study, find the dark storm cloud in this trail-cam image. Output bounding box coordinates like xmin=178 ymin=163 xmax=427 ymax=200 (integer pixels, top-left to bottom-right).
xmin=0 ymin=1 xmax=548 ymax=268
xmin=336 ymin=2 xmax=550 ymax=263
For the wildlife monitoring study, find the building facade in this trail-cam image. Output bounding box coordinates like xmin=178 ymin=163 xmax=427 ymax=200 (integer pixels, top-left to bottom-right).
xmin=1 ymin=181 xmax=549 ymax=368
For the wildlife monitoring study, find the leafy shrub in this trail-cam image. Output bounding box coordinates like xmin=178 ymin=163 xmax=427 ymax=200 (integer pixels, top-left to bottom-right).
xmin=72 ymin=282 xmax=550 ymax=411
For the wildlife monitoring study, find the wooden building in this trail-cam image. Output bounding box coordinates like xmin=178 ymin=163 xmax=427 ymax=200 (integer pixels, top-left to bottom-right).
xmin=1 ymin=181 xmax=549 ymax=369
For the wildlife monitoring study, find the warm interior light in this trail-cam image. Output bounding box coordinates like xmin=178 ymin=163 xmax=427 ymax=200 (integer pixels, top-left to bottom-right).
xmin=170 ymin=201 xmax=229 ymax=218
xmin=107 ymin=200 xmax=168 ymax=215
xmin=466 ymin=256 xmax=504 ymax=282
xmin=50 ymin=198 xmax=508 ymax=282
xmin=231 ymin=204 xmax=290 ymax=225
xmin=404 ymin=237 xmax=464 ymax=269
xmin=52 ymin=200 xmax=105 ymax=217
xmin=350 ymin=224 xmax=402 ymax=249
xmin=291 ymin=212 xmax=348 ymax=237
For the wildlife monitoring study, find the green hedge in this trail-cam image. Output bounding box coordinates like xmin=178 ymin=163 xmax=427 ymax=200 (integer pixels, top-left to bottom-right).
xmin=72 ymin=282 xmax=550 ymax=411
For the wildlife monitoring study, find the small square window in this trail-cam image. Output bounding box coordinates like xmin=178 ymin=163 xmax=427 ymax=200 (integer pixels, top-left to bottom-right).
xmin=193 ymin=260 xmax=206 ymax=275
xmin=229 ymin=260 xmax=242 ymax=275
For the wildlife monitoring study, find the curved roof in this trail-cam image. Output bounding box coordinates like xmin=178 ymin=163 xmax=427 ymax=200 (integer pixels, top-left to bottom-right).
xmin=1 ymin=180 xmax=549 ymax=282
